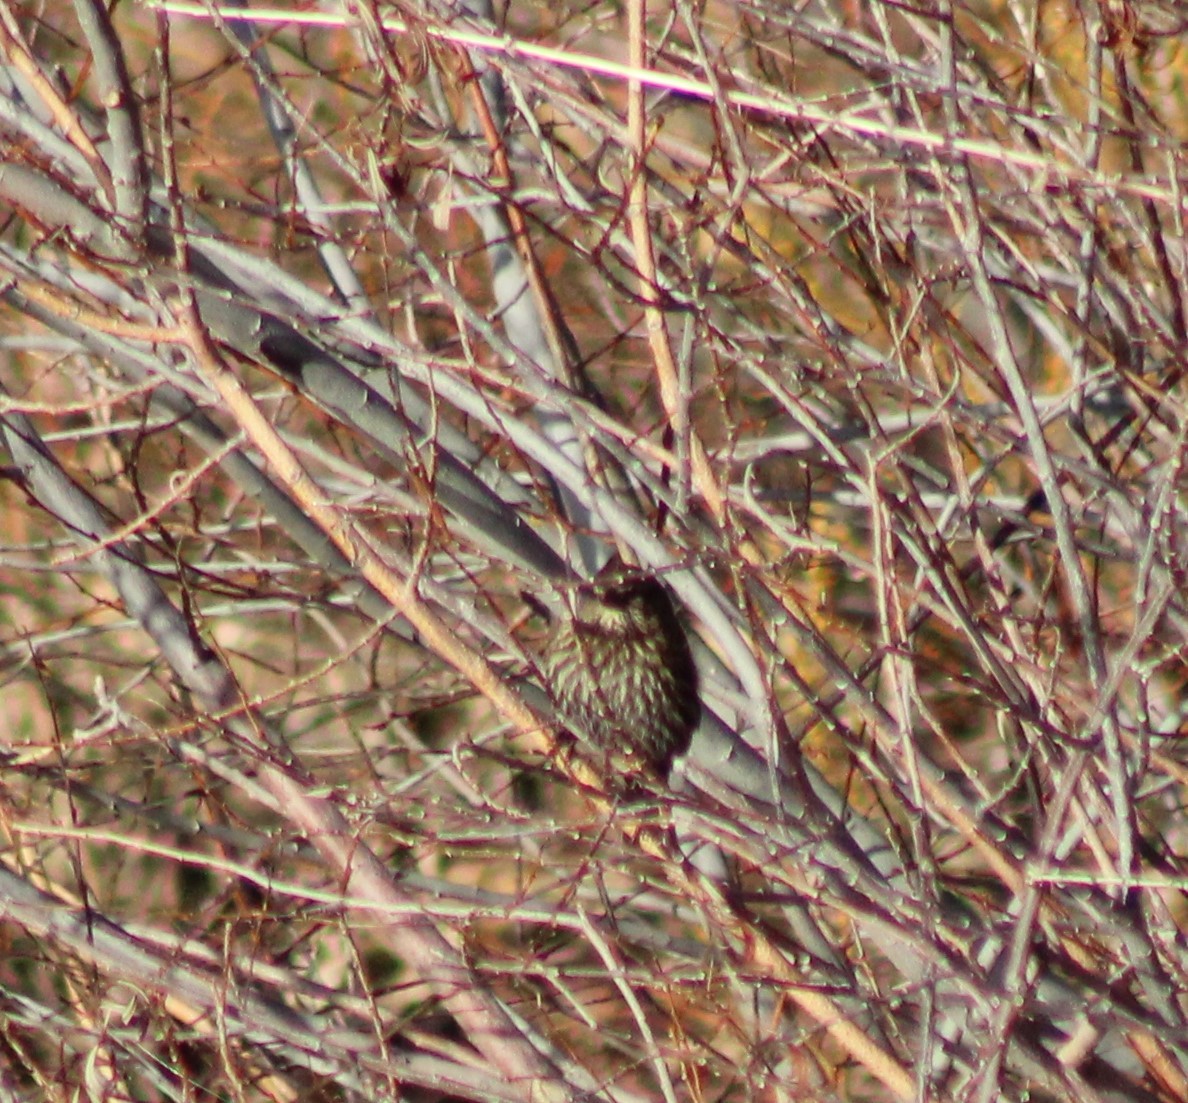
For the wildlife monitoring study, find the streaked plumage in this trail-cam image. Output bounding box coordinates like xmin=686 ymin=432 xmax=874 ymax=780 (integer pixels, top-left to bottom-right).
xmin=546 ymin=576 xmax=700 ymax=775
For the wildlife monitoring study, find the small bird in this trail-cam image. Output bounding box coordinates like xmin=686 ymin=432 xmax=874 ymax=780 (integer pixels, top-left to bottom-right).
xmin=545 ymin=572 xmax=700 ymax=777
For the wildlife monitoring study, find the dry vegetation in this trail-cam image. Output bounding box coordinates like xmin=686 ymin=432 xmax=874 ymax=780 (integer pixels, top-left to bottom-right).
xmin=2 ymin=1 xmax=1188 ymax=1101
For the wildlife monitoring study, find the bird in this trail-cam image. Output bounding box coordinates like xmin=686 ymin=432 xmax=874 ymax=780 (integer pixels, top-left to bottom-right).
xmin=545 ymin=571 xmax=700 ymax=777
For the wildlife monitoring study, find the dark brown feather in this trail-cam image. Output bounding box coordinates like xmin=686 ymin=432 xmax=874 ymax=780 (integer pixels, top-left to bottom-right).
xmin=546 ymin=576 xmax=700 ymax=775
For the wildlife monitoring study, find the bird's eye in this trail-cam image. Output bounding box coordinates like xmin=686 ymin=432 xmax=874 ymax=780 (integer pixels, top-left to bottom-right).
xmin=598 ymin=586 xmax=633 ymax=607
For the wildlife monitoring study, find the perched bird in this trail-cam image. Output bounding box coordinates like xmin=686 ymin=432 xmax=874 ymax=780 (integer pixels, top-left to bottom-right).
xmin=545 ymin=573 xmax=700 ymax=776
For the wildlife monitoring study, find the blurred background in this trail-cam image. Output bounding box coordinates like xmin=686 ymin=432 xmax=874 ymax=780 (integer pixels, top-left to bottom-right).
xmin=1 ymin=1 xmax=1188 ymax=1100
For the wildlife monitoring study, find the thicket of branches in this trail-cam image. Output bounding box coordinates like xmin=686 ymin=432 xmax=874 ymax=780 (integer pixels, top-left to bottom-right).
xmin=2 ymin=1 xmax=1188 ymax=1100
